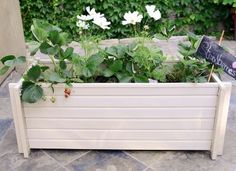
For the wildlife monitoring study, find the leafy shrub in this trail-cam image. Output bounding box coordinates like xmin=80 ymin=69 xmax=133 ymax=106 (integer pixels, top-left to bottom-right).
xmin=214 ymin=0 xmax=236 ymax=8
xmin=0 ymin=20 xmax=222 ymax=103
xmin=167 ymin=33 xmax=222 ymax=83
xmin=20 ymin=0 xmax=232 ymax=40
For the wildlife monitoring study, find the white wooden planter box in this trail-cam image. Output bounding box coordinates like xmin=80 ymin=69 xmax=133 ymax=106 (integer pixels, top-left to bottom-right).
xmin=9 ymin=74 xmax=231 ymax=159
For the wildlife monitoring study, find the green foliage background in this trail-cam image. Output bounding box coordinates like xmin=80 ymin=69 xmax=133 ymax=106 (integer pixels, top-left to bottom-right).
xmin=20 ymin=0 xmax=233 ymax=40
xmin=214 ymin=0 xmax=236 ymax=8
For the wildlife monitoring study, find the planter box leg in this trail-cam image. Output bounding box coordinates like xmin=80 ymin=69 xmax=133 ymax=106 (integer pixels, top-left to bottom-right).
xmin=211 ymin=81 xmax=231 ymax=160
xmin=9 ymin=83 xmax=30 ymax=158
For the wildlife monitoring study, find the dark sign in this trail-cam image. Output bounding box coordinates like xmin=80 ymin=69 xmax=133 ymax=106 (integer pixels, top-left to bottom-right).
xmin=197 ymin=36 xmax=236 ymax=79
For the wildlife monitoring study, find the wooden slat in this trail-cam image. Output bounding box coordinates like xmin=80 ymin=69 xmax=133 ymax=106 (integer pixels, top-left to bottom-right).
xmin=27 ymin=129 xmax=213 ymax=140
xmin=24 ymin=107 xmax=216 ymax=119
xmin=42 ymin=87 xmax=219 ymax=96
xmin=24 ymin=96 xmax=217 ymax=108
xmin=29 ymin=139 xmax=211 ymax=150
xmin=39 ymin=82 xmax=219 ymax=88
xmin=26 ymin=118 xmax=214 ymax=130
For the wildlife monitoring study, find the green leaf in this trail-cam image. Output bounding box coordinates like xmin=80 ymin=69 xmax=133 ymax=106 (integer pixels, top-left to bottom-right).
xmin=125 ymin=62 xmax=134 ymax=74
xmin=82 ymin=67 xmax=93 ymax=78
xmin=110 ymin=60 xmax=123 ymax=72
xmin=155 ymin=33 xmax=168 ymax=40
xmin=31 ymin=25 xmax=48 ymax=42
xmin=0 ymin=55 xmax=15 ymax=64
xmin=0 ymin=66 xmax=10 ymax=75
xmin=119 ymin=75 xmax=132 ymax=83
xmin=64 ymin=47 xmax=74 ymax=59
xmin=58 ymin=32 xmax=70 ymax=46
xmin=2 ymin=56 xmax=25 ymax=67
xmin=198 ymin=76 xmax=207 ymax=83
xmin=21 ymin=81 xmax=35 ymax=91
xmin=4 ymin=60 xmax=16 ymax=67
xmin=106 ymin=47 xmax=117 ymax=57
xmin=40 ymin=42 xmax=59 ymax=55
xmin=59 ymin=60 xmax=67 ymax=70
xmin=134 ymin=75 xmax=149 ymax=83
xmin=160 ymin=27 xmax=167 ymax=36
xmin=22 ymin=84 xmax=43 ymax=103
xmin=116 ymin=45 xmax=127 ymax=58
xmin=33 ymin=19 xmax=62 ymax=33
xmin=194 ymin=39 xmax=202 ymax=49
xmin=87 ymin=54 xmax=104 ymax=67
xmin=28 ymin=41 xmax=41 ymax=56
xmin=40 ymin=66 xmax=49 ymax=72
xmin=44 ymin=71 xmax=66 ymax=83
xmin=49 ymin=30 xmax=60 ymax=45
xmin=16 ymin=56 xmax=26 ymax=64
xmin=103 ymin=68 xmax=114 ymax=77
xmin=116 ymin=73 xmax=132 ymax=83
xmin=27 ymin=65 xmax=41 ymax=82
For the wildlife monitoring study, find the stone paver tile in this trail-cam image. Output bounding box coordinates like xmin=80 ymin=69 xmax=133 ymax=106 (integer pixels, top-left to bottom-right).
xmin=0 ymin=152 xmax=30 ymax=171
xmin=201 ymin=160 xmax=236 ymax=171
xmin=0 ymin=119 xmax=12 ymax=141
xmin=54 ymin=166 xmax=70 ymax=171
xmin=0 ymin=71 xmax=21 ymax=98
xmin=0 ymin=86 xmax=9 ymax=98
xmin=125 ymin=151 xmax=191 ymax=169
xmin=227 ymin=101 xmax=236 ymax=133
xmin=65 ymin=150 xmax=147 ymax=171
xmin=127 ymin=148 xmax=236 ymax=171
xmin=43 ymin=149 xmax=89 ymax=166
xmin=1 ymin=150 xmax=61 ymax=171
xmin=227 ymin=109 xmax=236 ymax=133
xmin=0 ymin=98 xmax=12 ymax=119
xmin=221 ymin=130 xmax=236 ymax=164
xmin=143 ymin=168 xmax=154 ymax=171
xmin=0 ymin=127 xmax=19 ymax=157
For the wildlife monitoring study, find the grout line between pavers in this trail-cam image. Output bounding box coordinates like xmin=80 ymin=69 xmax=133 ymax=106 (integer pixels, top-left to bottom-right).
xmin=142 ymin=167 xmax=153 ymax=171
xmin=63 ymin=150 xmax=91 ymax=166
xmin=42 ymin=150 xmax=70 ymax=171
xmin=123 ymin=151 xmax=156 ymax=171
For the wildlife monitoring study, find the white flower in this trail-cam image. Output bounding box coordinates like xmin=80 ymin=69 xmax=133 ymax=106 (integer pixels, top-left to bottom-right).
xmin=86 ymin=6 xmax=104 ymax=19
xmin=145 ymin=5 xmax=161 ymax=20
xmin=92 ymin=16 xmax=111 ymax=30
xmin=122 ymin=11 xmax=143 ymax=25
xmin=144 ymin=25 xmax=149 ymax=30
xmin=76 ymin=20 xmax=89 ymax=30
xmin=77 ymin=14 xmax=93 ymax=21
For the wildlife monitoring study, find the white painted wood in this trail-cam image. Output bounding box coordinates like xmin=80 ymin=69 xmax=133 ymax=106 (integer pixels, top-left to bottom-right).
xmin=42 ymin=86 xmax=219 ymax=96
xmin=0 ymin=0 xmax=26 ymax=83
xmin=9 ymin=83 xmax=23 ymax=153
xmin=9 ymin=83 xmax=29 ymax=158
xmin=27 ymin=129 xmax=213 ymax=140
xmin=24 ymin=96 xmax=217 ymax=108
xmin=26 ymin=118 xmax=214 ymax=130
xmin=28 ymin=139 xmax=212 ymax=150
xmin=24 ymin=107 xmax=216 ymax=119
xmin=211 ymin=73 xmax=232 ymax=160
xmin=216 ymin=83 xmax=231 ymax=154
xmin=9 ymin=74 xmax=232 ymax=159
xmin=39 ymin=82 xmax=219 ymax=88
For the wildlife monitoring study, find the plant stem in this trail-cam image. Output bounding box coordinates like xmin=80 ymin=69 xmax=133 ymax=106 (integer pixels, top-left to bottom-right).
xmin=49 ymin=55 xmax=58 ymax=71
xmin=133 ymin=25 xmax=137 ymax=37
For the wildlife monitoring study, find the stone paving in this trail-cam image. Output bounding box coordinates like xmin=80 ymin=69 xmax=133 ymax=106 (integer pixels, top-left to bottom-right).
xmin=0 ymin=40 xmax=236 ymax=171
